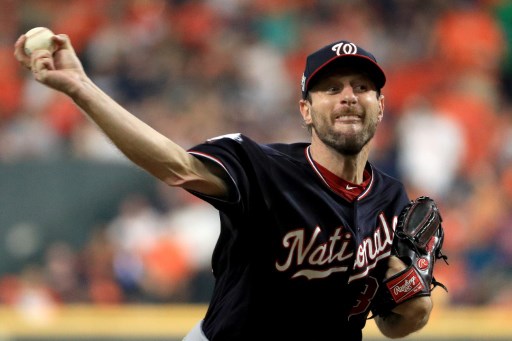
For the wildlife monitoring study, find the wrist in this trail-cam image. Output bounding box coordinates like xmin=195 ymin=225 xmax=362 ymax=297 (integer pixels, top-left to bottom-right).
xmin=385 ymin=255 xmax=407 ymax=278
xmin=69 ymin=76 xmax=98 ymax=106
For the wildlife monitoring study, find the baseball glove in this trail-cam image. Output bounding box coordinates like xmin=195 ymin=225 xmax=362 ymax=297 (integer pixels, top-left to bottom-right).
xmin=371 ymin=196 xmax=448 ymax=317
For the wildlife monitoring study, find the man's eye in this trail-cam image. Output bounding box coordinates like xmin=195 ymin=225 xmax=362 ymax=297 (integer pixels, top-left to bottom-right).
xmin=354 ymin=85 xmax=368 ymax=92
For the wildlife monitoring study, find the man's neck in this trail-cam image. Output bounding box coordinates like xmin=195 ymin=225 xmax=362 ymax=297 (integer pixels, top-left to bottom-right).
xmin=309 ymin=136 xmax=370 ymax=184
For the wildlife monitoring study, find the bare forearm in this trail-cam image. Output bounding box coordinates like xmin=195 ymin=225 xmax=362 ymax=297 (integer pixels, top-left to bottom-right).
xmin=69 ymin=77 xmax=227 ymax=195
xmin=375 ymin=296 xmax=432 ymax=339
xmin=70 ymin=78 xmax=177 ymax=174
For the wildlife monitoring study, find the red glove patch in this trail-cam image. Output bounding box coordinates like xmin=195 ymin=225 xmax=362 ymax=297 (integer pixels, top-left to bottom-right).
xmin=385 ymin=267 xmax=425 ymax=304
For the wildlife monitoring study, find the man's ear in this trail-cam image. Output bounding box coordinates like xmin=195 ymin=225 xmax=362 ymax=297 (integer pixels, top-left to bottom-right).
xmin=378 ymin=95 xmax=385 ymax=122
xmin=299 ymin=99 xmax=312 ymax=124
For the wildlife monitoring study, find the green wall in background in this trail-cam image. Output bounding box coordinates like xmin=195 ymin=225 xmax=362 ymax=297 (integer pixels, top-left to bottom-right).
xmin=0 ymin=160 xmax=158 ymax=275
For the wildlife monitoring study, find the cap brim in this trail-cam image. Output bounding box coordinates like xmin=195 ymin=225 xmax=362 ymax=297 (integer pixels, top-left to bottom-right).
xmin=306 ymin=55 xmax=386 ymax=94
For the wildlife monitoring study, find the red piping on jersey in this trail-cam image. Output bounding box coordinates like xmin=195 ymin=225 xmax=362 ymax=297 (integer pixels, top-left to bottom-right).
xmin=304 ymin=146 xmax=374 ymax=201
xmin=188 ymin=151 xmax=228 ymax=172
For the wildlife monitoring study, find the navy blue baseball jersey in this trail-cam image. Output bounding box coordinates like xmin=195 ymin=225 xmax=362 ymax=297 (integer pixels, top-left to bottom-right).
xmin=187 ymin=133 xmax=410 ymax=341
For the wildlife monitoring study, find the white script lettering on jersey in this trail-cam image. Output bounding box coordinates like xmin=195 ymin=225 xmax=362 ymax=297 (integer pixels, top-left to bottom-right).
xmin=275 ymin=213 xmax=396 ymax=281
xmin=348 ymin=214 xmax=397 ymax=283
xmin=275 ymin=226 xmax=353 ymax=279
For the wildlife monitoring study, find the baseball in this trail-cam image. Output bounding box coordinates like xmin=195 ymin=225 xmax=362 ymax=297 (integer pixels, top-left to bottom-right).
xmin=24 ymin=27 xmax=56 ymax=56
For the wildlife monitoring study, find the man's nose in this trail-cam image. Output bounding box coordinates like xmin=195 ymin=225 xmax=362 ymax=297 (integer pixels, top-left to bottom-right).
xmin=340 ymin=87 xmax=357 ymax=105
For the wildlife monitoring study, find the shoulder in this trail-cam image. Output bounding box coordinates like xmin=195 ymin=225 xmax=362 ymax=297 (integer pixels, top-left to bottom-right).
xmin=263 ymin=142 xmax=310 ymax=161
xmin=193 ymin=133 xmax=310 ymax=162
xmin=367 ymin=163 xmax=409 ymax=201
xmin=370 ymin=163 xmax=405 ymax=188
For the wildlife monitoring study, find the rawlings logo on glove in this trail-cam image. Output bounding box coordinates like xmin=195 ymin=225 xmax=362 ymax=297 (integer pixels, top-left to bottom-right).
xmin=371 ymin=196 xmax=448 ymax=317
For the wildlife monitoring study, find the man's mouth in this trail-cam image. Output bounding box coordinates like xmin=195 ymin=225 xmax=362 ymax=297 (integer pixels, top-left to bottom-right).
xmin=335 ymin=114 xmax=362 ymax=123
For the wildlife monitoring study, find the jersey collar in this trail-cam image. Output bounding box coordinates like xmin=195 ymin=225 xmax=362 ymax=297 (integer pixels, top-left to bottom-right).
xmin=305 ymin=145 xmax=374 ymax=201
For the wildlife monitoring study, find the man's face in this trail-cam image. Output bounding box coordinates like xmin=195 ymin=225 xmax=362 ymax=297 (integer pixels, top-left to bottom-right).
xmin=301 ymin=67 xmax=384 ymax=156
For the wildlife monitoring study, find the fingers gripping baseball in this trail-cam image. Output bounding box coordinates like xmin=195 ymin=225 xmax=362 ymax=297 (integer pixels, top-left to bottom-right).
xmin=14 ymin=31 xmax=85 ymax=93
xmin=31 ymin=50 xmax=55 ymax=81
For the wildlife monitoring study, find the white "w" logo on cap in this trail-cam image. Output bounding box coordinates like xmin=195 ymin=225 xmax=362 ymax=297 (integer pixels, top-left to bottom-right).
xmin=332 ymin=42 xmax=357 ymax=56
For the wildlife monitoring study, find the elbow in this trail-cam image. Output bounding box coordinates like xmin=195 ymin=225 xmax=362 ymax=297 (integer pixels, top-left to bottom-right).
xmin=160 ymin=168 xmax=228 ymax=198
xmin=160 ymin=173 xmax=190 ymax=188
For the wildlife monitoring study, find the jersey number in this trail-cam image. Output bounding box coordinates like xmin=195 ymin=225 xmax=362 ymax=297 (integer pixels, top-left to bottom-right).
xmin=348 ymin=276 xmax=379 ymax=320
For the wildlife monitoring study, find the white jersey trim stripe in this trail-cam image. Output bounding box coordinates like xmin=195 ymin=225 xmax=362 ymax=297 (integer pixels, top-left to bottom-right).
xmin=305 ymin=146 xmax=331 ymax=188
xmin=305 ymin=145 xmax=374 ymax=201
xmin=188 ymin=150 xmax=238 ymax=189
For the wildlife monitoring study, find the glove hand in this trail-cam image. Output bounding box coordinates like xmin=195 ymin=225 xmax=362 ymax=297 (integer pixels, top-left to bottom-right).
xmin=371 ymin=196 xmax=448 ymax=317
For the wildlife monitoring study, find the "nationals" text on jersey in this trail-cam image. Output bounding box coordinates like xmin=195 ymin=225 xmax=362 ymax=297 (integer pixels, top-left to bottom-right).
xmin=275 ymin=213 xmax=397 ymax=282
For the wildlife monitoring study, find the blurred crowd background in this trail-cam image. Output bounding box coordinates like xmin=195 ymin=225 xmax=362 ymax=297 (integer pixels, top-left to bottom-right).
xmin=1 ymin=0 xmax=512 ymax=313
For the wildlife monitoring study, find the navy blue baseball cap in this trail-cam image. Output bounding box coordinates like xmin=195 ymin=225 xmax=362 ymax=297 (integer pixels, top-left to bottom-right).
xmin=301 ymin=40 xmax=386 ymax=99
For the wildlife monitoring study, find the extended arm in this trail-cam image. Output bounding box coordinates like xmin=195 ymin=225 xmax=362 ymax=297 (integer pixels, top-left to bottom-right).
xmin=14 ymin=33 xmax=227 ymax=197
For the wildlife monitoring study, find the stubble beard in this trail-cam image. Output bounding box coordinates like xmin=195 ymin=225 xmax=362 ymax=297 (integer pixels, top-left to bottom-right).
xmin=310 ymin=109 xmax=379 ymax=156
